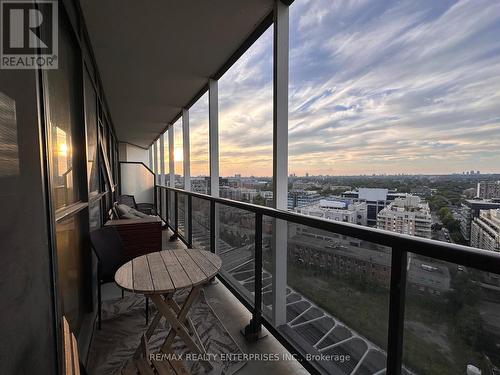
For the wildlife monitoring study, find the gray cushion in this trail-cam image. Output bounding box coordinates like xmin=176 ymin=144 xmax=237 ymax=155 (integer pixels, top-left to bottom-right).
xmin=120 ymin=212 xmax=136 ymax=219
xmin=129 ymin=207 xmax=149 ymax=218
xmin=116 ymin=204 xmax=132 ymax=217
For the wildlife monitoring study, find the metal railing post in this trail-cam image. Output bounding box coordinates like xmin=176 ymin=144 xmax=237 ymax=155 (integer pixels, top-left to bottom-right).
xmin=154 ymin=185 xmax=158 ymax=215
xmin=164 ymin=187 xmax=169 ymax=227
xmin=386 ymin=248 xmax=408 ymax=375
xmin=169 ymin=191 xmax=179 ymax=242
xmin=243 ymin=212 xmax=264 ymax=341
xmin=187 ymin=195 xmax=193 ymax=248
xmin=210 ymin=200 xmax=216 ymax=254
xmin=158 ymin=186 xmax=162 ymax=217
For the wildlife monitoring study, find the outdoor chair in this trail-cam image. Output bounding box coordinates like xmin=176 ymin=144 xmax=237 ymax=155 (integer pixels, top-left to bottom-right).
xmin=90 ymin=227 xmax=149 ymax=329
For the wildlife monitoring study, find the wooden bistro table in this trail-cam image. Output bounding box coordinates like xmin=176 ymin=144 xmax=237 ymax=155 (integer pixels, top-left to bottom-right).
xmin=115 ymin=249 xmax=222 ymax=374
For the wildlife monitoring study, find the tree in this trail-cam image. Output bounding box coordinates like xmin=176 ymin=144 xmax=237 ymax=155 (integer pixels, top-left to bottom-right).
xmin=438 ymin=207 xmax=451 ymax=220
xmin=428 ymin=195 xmax=449 ymax=212
xmin=253 ymin=194 xmax=265 ymax=206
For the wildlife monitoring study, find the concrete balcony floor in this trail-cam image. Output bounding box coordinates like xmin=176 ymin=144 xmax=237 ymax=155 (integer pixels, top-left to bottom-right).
xmin=91 ymin=229 xmax=308 ymax=375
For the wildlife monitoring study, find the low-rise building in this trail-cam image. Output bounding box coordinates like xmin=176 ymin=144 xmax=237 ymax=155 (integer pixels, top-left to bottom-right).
xmin=287 ymin=190 xmax=321 ymax=210
xmin=288 ymin=227 xmax=450 ymax=294
xmin=288 ymin=232 xmax=392 ymax=286
xmin=220 ymin=186 xmax=258 ymax=202
xmin=376 ymin=195 xmax=432 ymax=238
xmin=191 ymin=177 xmax=209 ymax=194
xmin=410 ymin=185 xmax=432 ymax=197
xmin=407 ymin=256 xmax=451 ymax=295
xmin=470 ymin=209 xmax=500 ymax=252
xmin=295 ymin=199 xmax=367 ymax=226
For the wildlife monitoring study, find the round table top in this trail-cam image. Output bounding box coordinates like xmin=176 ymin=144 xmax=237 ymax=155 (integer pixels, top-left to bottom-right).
xmin=115 ymin=249 xmax=222 ymax=294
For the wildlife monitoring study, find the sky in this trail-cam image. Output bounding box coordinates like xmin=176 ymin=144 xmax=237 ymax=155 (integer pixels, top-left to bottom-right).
xmin=189 ymin=0 xmax=500 ymax=177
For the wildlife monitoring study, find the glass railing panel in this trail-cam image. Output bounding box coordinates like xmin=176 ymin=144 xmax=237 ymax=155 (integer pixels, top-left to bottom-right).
xmin=191 ymin=197 xmax=210 ymax=251
xmin=281 ymin=223 xmax=391 ymax=374
xmin=402 ymin=255 xmax=500 ymax=375
xmin=217 ymin=204 xmax=256 ymax=306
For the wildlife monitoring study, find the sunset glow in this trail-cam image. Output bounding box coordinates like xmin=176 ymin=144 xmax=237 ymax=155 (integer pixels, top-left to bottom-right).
xmin=186 ymin=0 xmax=500 ymax=177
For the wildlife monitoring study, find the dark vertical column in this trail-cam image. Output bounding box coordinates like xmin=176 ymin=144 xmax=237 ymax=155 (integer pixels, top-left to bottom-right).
xmin=164 ymin=187 xmax=169 ymax=226
xmin=243 ymin=212 xmax=263 ymax=341
xmin=187 ymin=195 xmax=193 ymax=248
xmin=210 ymin=200 xmax=216 ymax=253
xmin=169 ymin=191 xmax=179 ymax=242
xmin=154 ymin=185 xmax=158 ymax=215
xmin=386 ymin=248 xmax=408 ymax=375
xmin=174 ymin=192 xmax=178 ymax=233
xmin=157 ymin=186 xmax=162 ymax=218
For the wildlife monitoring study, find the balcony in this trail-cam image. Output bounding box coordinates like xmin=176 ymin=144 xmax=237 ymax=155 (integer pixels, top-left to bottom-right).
xmin=2 ymin=1 xmax=500 ymax=375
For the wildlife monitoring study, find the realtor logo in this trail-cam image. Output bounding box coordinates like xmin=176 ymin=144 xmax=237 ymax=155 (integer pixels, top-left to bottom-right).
xmin=1 ymin=0 xmax=58 ymax=69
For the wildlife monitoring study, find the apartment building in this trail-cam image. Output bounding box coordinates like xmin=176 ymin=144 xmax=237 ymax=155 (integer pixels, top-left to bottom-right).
xmin=295 ymin=199 xmax=368 ymax=226
xmin=376 ymin=196 xmax=432 ymax=238
xmin=477 ymin=181 xmax=500 ymax=199
xmin=342 ymin=188 xmax=407 ymax=226
xmin=471 ymin=209 xmax=500 ymax=252
xmin=460 ymin=199 xmax=500 ymax=242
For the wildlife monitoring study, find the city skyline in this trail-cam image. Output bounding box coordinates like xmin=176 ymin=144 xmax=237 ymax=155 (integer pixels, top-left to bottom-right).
xmin=176 ymin=171 xmax=500 ymax=179
xmin=184 ymin=0 xmax=500 ymax=177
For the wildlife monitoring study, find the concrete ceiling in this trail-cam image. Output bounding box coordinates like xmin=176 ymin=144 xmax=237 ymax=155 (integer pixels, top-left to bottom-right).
xmin=80 ymin=0 xmax=274 ymax=148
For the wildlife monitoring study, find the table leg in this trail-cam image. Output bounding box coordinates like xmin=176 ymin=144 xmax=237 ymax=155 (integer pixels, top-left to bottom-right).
xmin=165 ymin=295 xmax=205 ymax=352
xmin=150 ymin=287 xmax=212 ymax=371
xmin=165 ymin=296 xmax=192 ymax=334
xmin=133 ymin=292 xmax=174 ymax=359
xmin=133 ymin=309 xmax=163 ymax=359
xmin=158 ymin=286 xmax=200 ymax=353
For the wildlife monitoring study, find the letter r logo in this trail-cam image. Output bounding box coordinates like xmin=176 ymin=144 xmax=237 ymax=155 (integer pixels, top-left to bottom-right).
xmin=1 ymin=0 xmax=57 ymax=69
xmin=9 ymin=7 xmax=48 ymax=49
xmin=1 ymin=1 xmax=55 ymax=54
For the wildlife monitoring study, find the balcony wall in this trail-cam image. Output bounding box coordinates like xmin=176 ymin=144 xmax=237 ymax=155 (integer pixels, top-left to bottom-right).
xmin=0 ymin=69 xmax=58 ymax=374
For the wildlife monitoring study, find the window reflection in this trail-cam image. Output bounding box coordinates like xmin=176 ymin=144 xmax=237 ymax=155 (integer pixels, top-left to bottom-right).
xmin=0 ymin=92 xmax=19 ymax=176
xmin=46 ymin=20 xmax=82 ymax=210
xmin=85 ymin=72 xmax=98 ymax=195
xmin=56 ymin=214 xmax=85 ymax=332
xmin=53 ymin=125 xmax=74 ymax=208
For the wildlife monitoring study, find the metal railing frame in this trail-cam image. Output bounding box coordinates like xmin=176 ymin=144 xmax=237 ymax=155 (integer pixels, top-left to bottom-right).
xmin=154 ymin=183 xmax=500 ymax=375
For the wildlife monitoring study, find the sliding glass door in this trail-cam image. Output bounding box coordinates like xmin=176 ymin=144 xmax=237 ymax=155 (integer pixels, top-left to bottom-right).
xmin=44 ymin=13 xmax=89 ymax=334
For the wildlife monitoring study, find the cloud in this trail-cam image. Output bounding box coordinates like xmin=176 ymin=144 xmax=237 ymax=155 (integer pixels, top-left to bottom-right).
xmin=287 ymin=0 xmax=500 ymax=175
xmin=187 ymin=0 xmax=500 ymax=176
